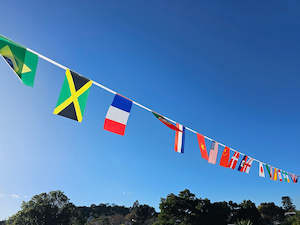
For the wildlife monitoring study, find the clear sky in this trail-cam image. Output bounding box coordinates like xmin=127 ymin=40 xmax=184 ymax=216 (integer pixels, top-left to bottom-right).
xmin=0 ymin=0 xmax=299 ymax=220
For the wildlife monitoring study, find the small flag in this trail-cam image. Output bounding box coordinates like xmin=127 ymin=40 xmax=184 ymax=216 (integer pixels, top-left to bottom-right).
xmin=104 ymin=94 xmax=133 ymax=136
xmin=219 ymin=147 xmax=230 ymax=167
xmin=152 ymin=112 xmax=180 ymax=131
xmin=273 ymin=168 xmax=278 ymax=181
xmin=238 ymin=156 xmax=253 ymax=174
xmin=53 ymin=69 xmax=92 ymax=122
xmin=228 ymin=152 xmax=240 ymax=169
xmin=290 ymin=173 xmax=298 ymax=183
xmin=282 ymin=171 xmax=290 ymax=183
xmin=259 ymin=162 xmax=265 ymax=178
xmin=278 ymin=169 xmax=283 ymax=182
xmin=265 ymin=164 xmax=273 ymax=179
xmin=174 ymin=123 xmax=185 ymax=153
xmin=196 ymin=133 xmax=209 ymax=160
xmin=0 ymin=35 xmax=38 ymax=87
xmin=208 ymin=141 xmax=219 ymax=164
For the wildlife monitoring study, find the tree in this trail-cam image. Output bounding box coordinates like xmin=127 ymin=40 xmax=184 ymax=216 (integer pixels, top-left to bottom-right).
xmin=282 ymin=196 xmax=296 ymax=212
xmin=230 ymin=200 xmax=263 ymax=225
xmin=6 ymin=191 xmax=76 ymax=225
xmin=126 ymin=201 xmax=157 ymax=225
xmin=258 ymin=202 xmax=285 ymax=224
xmin=281 ymin=211 xmax=300 ymax=225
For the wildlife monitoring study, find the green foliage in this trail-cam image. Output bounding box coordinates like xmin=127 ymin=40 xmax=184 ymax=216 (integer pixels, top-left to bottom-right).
xmin=281 ymin=211 xmax=300 ymax=225
xmin=258 ymin=202 xmax=285 ymax=224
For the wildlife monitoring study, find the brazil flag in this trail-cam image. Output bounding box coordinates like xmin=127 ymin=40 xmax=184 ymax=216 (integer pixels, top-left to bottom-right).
xmin=54 ymin=69 xmax=93 ymax=122
xmin=0 ymin=35 xmax=38 ymax=87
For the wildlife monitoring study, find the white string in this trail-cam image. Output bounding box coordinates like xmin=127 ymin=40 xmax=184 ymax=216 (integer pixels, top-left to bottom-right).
xmin=26 ymin=48 xmax=298 ymax=176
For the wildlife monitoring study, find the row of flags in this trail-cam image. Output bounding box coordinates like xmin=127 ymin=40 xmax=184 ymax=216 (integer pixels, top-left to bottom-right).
xmin=0 ymin=35 xmax=298 ymax=184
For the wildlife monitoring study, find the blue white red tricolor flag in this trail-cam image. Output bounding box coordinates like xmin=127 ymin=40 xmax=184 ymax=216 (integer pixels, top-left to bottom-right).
xmin=174 ymin=123 xmax=185 ymax=153
xmin=104 ymin=94 xmax=133 ymax=136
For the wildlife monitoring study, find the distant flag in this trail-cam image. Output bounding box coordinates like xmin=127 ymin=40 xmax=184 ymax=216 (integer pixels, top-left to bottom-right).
xmin=290 ymin=173 xmax=298 ymax=183
xmin=174 ymin=123 xmax=185 ymax=153
xmin=0 ymin=35 xmax=38 ymax=87
xmin=282 ymin=171 xmax=290 ymax=183
xmin=228 ymin=152 xmax=240 ymax=170
xmin=278 ymin=169 xmax=283 ymax=182
xmin=259 ymin=162 xmax=265 ymax=178
xmin=265 ymin=164 xmax=273 ymax=179
xmin=273 ymin=168 xmax=278 ymax=181
xmin=53 ymin=69 xmax=92 ymax=122
xmin=196 ymin=133 xmax=209 ymax=160
xmin=152 ymin=112 xmax=180 ymax=131
xmin=208 ymin=141 xmax=219 ymax=164
xmin=238 ymin=156 xmax=253 ymax=174
xmin=219 ymin=146 xmax=230 ymax=167
xmin=104 ymin=94 xmax=133 ymax=135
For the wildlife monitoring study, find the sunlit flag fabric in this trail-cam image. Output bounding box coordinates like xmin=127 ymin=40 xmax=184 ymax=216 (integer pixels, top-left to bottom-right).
xmin=0 ymin=35 xmax=38 ymax=87
xmin=290 ymin=173 xmax=298 ymax=183
xmin=197 ymin=133 xmax=209 ymax=160
xmin=208 ymin=141 xmax=219 ymax=164
xmin=259 ymin=162 xmax=265 ymax=178
xmin=278 ymin=169 xmax=283 ymax=182
xmin=104 ymin=94 xmax=133 ymax=135
xmin=265 ymin=164 xmax=273 ymax=179
xmin=153 ymin=112 xmax=180 ymax=131
xmin=228 ymin=152 xmax=240 ymax=169
xmin=53 ymin=69 xmax=92 ymax=122
xmin=282 ymin=171 xmax=290 ymax=183
xmin=238 ymin=156 xmax=253 ymax=173
xmin=273 ymin=168 xmax=278 ymax=181
xmin=219 ymin=146 xmax=230 ymax=167
xmin=174 ymin=123 xmax=185 ymax=153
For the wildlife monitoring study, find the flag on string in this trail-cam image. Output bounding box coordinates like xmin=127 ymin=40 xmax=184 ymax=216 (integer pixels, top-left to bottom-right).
xmin=278 ymin=169 xmax=283 ymax=182
xmin=0 ymin=35 xmax=38 ymax=87
xmin=228 ymin=152 xmax=240 ymax=170
xmin=219 ymin=146 xmax=230 ymax=167
xmin=290 ymin=173 xmax=298 ymax=183
xmin=238 ymin=156 xmax=253 ymax=174
xmin=273 ymin=168 xmax=278 ymax=181
xmin=265 ymin=164 xmax=273 ymax=179
xmin=197 ymin=133 xmax=209 ymax=160
xmin=53 ymin=69 xmax=92 ymax=122
xmin=208 ymin=141 xmax=219 ymax=164
xmin=282 ymin=171 xmax=290 ymax=183
xmin=104 ymin=94 xmax=133 ymax=135
xmin=259 ymin=162 xmax=265 ymax=178
xmin=152 ymin=112 xmax=180 ymax=131
xmin=174 ymin=123 xmax=185 ymax=153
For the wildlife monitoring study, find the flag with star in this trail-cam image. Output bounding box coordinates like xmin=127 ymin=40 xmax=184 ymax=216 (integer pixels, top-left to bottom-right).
xmin=53 ymin=69 xmax=93 ymax=122
xmin=0 ymin=35 xmax=38 ymax=87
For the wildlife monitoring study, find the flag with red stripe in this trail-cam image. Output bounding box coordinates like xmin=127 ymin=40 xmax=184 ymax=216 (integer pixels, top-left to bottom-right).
xmin=104 ymin=94 xmax=132 ymax=136
xmin=228 ymin=152 xmax=240 ymax=169
xmin=174 ymin=123 xmax=185 ymax=153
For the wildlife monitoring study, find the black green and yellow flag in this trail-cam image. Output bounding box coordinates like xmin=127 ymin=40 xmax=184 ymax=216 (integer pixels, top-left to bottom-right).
xmin=53 ymin=69 xmax=93 ymax=122
xmin=0 ymin=35 xmax=38 ymax=87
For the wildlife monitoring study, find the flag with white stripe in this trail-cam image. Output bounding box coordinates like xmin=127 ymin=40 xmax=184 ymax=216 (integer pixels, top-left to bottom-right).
xmin=259 ymin=162 xmax=265 ymax=178
xmin=208 ymin=141 xmax=219 ymax=164
xmin=174 ymin=123 xmax=185 ymax=153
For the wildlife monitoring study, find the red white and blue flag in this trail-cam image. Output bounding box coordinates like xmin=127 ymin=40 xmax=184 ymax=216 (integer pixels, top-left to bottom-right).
xmin=104 ymin=94 xmax=133 ymax=136
xmin=238 ymin=155 xmax=254 ymax=174
xmin=174 ymin=123 xmax=185 ymax=153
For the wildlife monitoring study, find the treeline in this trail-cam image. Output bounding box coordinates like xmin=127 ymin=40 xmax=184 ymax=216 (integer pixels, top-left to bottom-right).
xmin=1 ymin=189 xmax=299 ymax=225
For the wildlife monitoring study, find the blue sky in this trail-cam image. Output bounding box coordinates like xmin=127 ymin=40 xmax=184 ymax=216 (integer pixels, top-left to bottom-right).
xmin=0 ymin=0 xmax=299 ymax=220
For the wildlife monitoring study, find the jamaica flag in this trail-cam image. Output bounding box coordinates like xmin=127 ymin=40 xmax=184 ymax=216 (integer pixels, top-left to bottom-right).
xmin=53 ymin=69 xmax=93 ymax=122
xmin=0 ymin=35 xmax=38 ymax=87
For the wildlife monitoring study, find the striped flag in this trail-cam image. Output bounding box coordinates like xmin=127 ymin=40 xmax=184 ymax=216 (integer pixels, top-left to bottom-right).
xmin=265 ymin=164 xmax=273 ymax=179
xmin=174 ymin=123 xmax=185 ymax=153
xmin=104 ymin=94 xmax=133 ymax=135
xmin=208 ymin=141 xmax=219 ymax=164
xmin=259 ymin=162 xmax=265 ymax=178
xmin=282 ymin=171 xmax=290 ymax=183
xmin=290 ymin=173 xmax=298 ymax=183
xmin=228 ymin=152 xmax=240 ymax=169
xmin=273 ymin=168 xmax=278 ymax=181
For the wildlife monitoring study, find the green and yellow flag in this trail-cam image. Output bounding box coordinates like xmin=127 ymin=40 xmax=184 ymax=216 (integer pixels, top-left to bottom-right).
xmin=0 ymin=35 xmax=38 ymax=87
xmin=54 ymin=69 xmax=93 ymax=122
